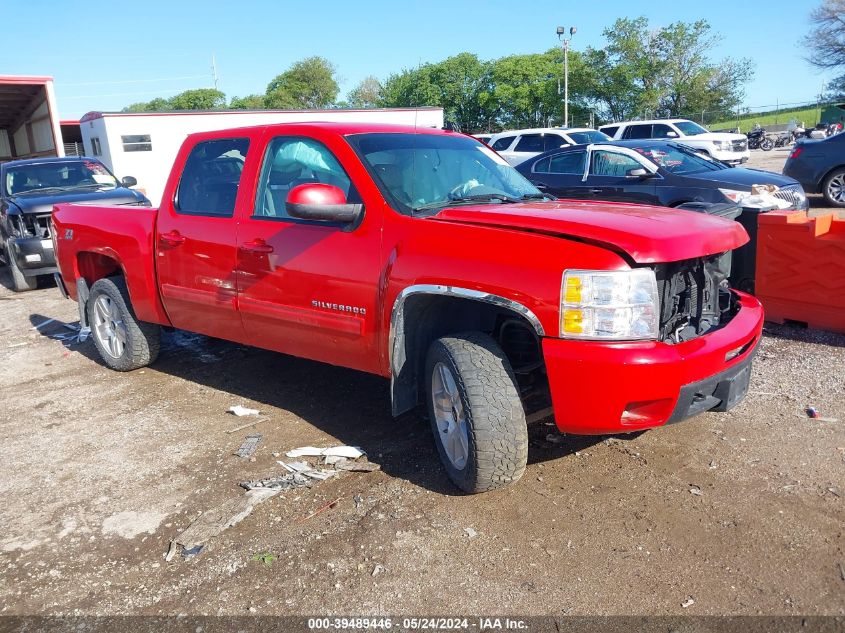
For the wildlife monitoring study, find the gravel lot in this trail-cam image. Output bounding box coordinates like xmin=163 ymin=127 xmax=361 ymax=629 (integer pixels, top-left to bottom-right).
xmin=0 ymin=177 xmax=844 ymax=618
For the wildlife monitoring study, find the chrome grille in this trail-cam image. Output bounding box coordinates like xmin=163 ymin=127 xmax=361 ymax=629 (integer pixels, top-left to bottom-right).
xmin=732 ymin=139 xmax=748 ymax=152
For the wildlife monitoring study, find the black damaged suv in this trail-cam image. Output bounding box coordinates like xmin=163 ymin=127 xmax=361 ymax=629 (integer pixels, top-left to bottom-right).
xmin=1 ymin=157 xmax=149 ymax=291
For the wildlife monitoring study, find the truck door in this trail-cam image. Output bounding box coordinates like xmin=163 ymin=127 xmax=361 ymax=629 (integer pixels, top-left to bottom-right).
xmin=155 ymin=136 xmax=253 ymax=342
xmin=235 ymin=132 xmax=382 ymax=374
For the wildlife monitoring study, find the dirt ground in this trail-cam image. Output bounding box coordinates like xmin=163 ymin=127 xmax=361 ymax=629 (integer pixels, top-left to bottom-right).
xmin=0 ymin=266 xmax=843 ymax=619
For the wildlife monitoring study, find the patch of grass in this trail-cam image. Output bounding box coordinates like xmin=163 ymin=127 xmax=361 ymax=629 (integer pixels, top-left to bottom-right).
xmin=251 ymin=552 xmax=277 ymax=567
xmin=708 ymin=107 xmax=824 ymax=134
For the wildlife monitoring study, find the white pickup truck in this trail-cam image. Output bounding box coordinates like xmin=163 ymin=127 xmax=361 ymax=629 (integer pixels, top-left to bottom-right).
xmin=599 ymin=119 xmax=750 ymax=165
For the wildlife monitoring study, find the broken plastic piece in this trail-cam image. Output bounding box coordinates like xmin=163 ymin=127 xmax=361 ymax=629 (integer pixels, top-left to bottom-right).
xmin=229 ymin=405 xmax=260 ymax=417
xmin=235 ymin=433 xmax=262 ymax=458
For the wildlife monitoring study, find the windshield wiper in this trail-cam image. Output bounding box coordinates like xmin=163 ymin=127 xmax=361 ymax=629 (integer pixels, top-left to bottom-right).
xmin=11 ymin=187 xmax=68 ymax=196
xmin=64 ymin=183 xmax=116 ymax=191
xmin=413 ymin=193 xmax=522 ymax=212
xmin=520 ymin=192 xmax=556 ymax=201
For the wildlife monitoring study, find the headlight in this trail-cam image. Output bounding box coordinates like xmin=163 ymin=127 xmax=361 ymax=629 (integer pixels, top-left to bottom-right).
xmin=560 ymin=269 xmax=659 ymax=340
xmin=712 ymin=140 xmax=729 ymax=150
xmin=719 ymin=185 xmax=793 ymax=209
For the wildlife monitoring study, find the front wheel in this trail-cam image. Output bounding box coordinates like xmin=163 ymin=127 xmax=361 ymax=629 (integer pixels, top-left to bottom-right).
xmin=87 ymin=276 xmax=160 ymax=371
xmin=425 ymin=332 xmax=528 ymax=494
xmin=5 ymin=241 xmax=37 ymax=292
xmin=761 ymin=137 xmax=774 ymax=151
xmin=823 ymin=168 xmax=845 ymax=208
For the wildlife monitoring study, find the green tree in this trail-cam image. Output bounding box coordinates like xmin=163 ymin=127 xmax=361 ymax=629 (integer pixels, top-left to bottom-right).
xmin=167 ymin=89 xmax=227 ymax=110
xmin=229 ymin=94 xmax=267 ymax=110
xmin=582 ymin=17 xmax=753 ymax=123
xmin=121 ymin=97 xmax=171 ymax=113
xmin=347 ymin=76 xmax=382 ymax=108
xmin=805 ymin=0 xmax=845 ymax=94
xmin=265 ymin=56 xmax=339 ymax=109
xmin=380 ymin=54 xmax=492 ymax=132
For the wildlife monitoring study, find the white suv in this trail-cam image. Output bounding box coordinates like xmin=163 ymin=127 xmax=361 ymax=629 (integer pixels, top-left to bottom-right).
xmin=487 ymin=127 xmax=611 ymax=166
xmin=598 ymin=119 xmax=750 ymax=165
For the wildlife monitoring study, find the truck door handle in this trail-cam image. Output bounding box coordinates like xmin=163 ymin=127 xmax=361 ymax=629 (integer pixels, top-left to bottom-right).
xmin=240 ymin=239 xmax=274 ymax=254
xmin=589 ymin=188 xmax=604 ymax=194
xmin=533 ymin=182 xmax=548 ymax=190
xmin=159 ymin=230 xmax=185 ymax=246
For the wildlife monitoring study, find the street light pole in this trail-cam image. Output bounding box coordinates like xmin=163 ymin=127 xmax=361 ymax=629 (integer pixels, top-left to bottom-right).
xmin=557 ymin=26 xmax=577 ymax=127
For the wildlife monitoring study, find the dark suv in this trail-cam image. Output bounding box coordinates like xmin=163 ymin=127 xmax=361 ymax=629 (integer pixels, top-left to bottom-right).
xmin=1 ymin=157 xmax=149 ymax=291
xmin=783 ymin=132 xmax=845 ymax=207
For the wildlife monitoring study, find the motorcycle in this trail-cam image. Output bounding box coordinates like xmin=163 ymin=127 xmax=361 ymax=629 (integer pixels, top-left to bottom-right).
xmin=746 ymin=125 xmax=774 ymax=150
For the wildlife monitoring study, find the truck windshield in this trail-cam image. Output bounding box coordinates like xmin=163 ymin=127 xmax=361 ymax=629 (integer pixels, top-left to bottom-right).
xmin=4 ymin=159 xmax=119 ymax=196
xmin=346 ymin=133 xmax=544 ymax=215
xmin=673 ymin=121 xmax=709 ymax=136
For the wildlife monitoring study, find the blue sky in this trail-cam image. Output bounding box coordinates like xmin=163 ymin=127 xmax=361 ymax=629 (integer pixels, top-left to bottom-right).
xmin=4 ymin=0 xmax=835 ymax=119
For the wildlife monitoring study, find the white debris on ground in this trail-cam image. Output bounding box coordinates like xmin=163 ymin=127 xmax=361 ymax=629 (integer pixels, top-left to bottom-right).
xmin=229 ymin=405 xmax=260 ymax=417
xmin=285 ymin=445 xmax=365 ymax=459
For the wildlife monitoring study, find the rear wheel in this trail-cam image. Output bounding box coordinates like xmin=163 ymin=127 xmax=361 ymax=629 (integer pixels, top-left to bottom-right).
xmin=822 ymin=168 xmax=845 ymax=207
xmin=425 ymin=332 xmax=528 ymax=494
xmin=87 ymin=276 xmax=160 ymax=371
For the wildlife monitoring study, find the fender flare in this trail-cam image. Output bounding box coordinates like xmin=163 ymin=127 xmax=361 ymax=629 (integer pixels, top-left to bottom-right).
xmin=387 ymin=284 xmax=546 ymax=415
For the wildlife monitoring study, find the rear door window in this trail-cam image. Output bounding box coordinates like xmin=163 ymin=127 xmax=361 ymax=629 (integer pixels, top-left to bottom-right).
xmin=536 ymin=151 xmax=586 ymax=174
xmin=543 ymin=134 xmax=568 ymax=151
xmin=175 ymin=138 xmax=250 ymax=217
xmin=624 ymin=125 xmax=653 ymax=139
xmin=514 ymin=134 xmax=545 ymax=153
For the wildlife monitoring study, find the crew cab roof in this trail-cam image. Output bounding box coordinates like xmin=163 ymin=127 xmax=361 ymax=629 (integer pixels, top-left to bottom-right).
xmin=184 ymin=121 xmax=454 ymax=140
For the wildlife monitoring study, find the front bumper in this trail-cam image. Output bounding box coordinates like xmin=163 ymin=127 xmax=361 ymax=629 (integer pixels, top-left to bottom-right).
xmin=712 ymin=149 xmax=750 ymax=164
xmin=542 ymin=291 xmax=764 ymax=434
xmin=8 ymin=236 xmax=57 ymax=277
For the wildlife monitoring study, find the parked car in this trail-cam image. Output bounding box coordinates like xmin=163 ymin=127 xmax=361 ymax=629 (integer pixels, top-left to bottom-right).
xmin=487 ymin=127 xmax=611 ymax=166
xmin=515 ymin=140 xmax=808 ymax=210
xmin=783 ymin=131 xmax=845 ymax=207
xmin=598 ymin=119 xmax=750 ymax=165
xmin=472 ymin=133 xmax=493 ymax=145
xmin=0 ymin=157 xmax=148 ymax=291
xmin=53 ymin=123 xmax=762 ymax=494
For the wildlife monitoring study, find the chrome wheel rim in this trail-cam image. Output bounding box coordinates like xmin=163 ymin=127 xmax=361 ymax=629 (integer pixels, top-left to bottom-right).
xmin=431 ymin=362 xmax=469 ymax=469
xmin=828 ymin=173 xmax=845 ymax=203
xmin=93 ymin=295 xmax=127 ymax=359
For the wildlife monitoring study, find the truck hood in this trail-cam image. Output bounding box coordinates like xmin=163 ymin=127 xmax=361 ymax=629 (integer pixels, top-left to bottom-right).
xmin=430 ymin=200 xmax=748 ymax=264
xmin=7 ymin=188 xmax=146 ymax=214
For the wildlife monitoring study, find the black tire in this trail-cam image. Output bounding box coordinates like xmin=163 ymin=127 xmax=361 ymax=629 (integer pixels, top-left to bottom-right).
xmin=5 ymin=241 xmax=37 ymax=292
xmin=424 ymin=332 xmax=528 ymax=494
xmin=87 ymin=276 xmax=160 ymax=371
xmin=822 ymin=168 xmax=845 ymax=208
xmin=760 ymin=138 xmax=774 ymax=151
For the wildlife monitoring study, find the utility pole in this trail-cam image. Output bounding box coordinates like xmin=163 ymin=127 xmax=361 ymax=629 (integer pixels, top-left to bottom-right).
xmin=211 ymin=54 xmax=219 ymax=91
xmin=557 ymin=26 xmax=577 ymax=127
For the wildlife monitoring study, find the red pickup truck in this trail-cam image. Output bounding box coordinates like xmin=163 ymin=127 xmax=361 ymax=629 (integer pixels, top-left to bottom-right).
xmin=53 ymin=122 xmax=763 ymax=493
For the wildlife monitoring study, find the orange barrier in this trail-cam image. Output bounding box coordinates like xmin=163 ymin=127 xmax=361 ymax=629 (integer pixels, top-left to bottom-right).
xmin=755 ymin=210 xmax=845 ymax=334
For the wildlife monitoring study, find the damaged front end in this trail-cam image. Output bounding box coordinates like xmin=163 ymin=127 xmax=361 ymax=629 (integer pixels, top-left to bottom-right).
xmin=655 ymin=253 xmax=739 ymax=344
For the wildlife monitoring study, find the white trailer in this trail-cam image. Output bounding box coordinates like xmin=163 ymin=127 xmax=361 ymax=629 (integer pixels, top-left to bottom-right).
xmin=79 ymin=107 xmax=444 ymax=205
xmin=0 ymin=75 xmax=63 ymax=163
